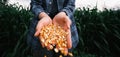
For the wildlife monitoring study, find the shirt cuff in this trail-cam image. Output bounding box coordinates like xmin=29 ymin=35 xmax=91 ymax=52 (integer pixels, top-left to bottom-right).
xmin=61 ymin=8 xmax=70 ymax=17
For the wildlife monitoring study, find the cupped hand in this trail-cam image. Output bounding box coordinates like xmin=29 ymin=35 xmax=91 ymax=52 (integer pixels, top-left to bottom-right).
xmin=34 ymin=16 xmax=52 ymax=37
xmin=53 ymin=12 xmax=72 ymax=49
xmin=34 ymin=13 xmax=52 ymax=47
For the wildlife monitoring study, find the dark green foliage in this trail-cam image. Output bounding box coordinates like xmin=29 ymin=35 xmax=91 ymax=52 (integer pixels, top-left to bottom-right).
xmin=0 ymin=2 xmax=33 ymax=57
xmin=74 ymin=7 xmax=120 ymax=57
xmin=0 ymin=2 xmax=120 ymax=57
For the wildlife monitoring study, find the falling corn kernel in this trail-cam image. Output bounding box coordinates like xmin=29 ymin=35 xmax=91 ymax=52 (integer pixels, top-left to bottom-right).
xmin=68 ymin=52 xmax=73 ymax=57
xmin=54 ymin=48 xmax=59 ymax=53
xmin=59 ymin=55 xmax=63 ymax=57
xmin=44 ymin=55 xmax=47 ymax=57
xmin=39 ymin=24 xmax=72 ymax=56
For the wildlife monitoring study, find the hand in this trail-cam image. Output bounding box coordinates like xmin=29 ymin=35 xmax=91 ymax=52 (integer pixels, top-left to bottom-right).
xmin=53 ymin=12 xmax=72 ymax=49
xmin=34 ymin=12 xmax=52 ymax=47
xmin=34 ymin=15 xmax=52 ymax=37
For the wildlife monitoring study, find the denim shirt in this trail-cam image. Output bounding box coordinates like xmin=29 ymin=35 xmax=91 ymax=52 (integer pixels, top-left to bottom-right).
xmin=31 ymin=0 xmax=75 ymax=20
xmin=49 ymin=0 xmax=58 ymax=18
xmin=28 ymin=0 xmax=79 ymax=50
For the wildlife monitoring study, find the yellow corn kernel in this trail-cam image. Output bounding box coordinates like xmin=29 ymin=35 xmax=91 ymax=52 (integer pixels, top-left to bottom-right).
xmin=39 ymin=24 xmax=70 ymax=56
xmin=44 ymin=55 xmax=47 ymax=57
xmin=59 ymin=55 xmax=63 ymax=57
xmin=54 ymin=48 xmax=59 ymax=53
xmin=68 ymin=52 xmax=73 ymax=57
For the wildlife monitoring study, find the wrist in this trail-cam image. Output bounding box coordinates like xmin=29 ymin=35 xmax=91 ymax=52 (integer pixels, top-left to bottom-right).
xmin=39 ymin=12 xmax=49 ymax=19
xmin=60 ymin=12 xmax=67 ymax=16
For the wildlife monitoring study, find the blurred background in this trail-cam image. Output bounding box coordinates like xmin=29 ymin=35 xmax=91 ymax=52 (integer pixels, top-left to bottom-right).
xmin=7 ymin=0 xmax=120 ymax=10
xmin=0 ymin=0 xmax=120 ymax=57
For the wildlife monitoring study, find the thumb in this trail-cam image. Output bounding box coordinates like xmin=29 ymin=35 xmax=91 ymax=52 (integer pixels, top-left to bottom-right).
xmin=34 ymin=21 xmax=44 ymax=37
xmin=34 ymin=29 xmax=40 ymax=37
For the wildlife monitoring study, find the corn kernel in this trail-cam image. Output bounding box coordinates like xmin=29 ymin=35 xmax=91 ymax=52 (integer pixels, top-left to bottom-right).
xmin=54 ymin=48 xmax=59 ymax=53
xmin=68 ymin=52 xmax=73 ymax=57
xmin=39 ymin=24 xmax=72 ymax=56
xmin=59 ymin=55 xmax=63 ymax=57
xmin=44 ymin=55 xmax=47 ymax=57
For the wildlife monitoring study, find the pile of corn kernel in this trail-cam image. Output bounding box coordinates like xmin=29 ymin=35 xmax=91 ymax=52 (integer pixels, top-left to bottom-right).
xmin=39 ymin=24 xmax=73 ymax=57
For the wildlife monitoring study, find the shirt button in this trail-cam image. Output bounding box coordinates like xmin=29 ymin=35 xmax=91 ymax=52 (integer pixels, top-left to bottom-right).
xmin=49 ymin=2 xmax=52 ymax=4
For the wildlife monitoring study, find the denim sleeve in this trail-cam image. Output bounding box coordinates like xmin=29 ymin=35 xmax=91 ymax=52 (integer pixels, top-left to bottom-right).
xmin=61 ymin=0 xmax=75 ymax=18
xmin=30 ymin=0 xmax=44 ymax=18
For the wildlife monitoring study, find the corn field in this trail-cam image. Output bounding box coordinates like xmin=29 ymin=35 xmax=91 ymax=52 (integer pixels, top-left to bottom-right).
xmin=0 ymin=1 xmax=120 ymax=57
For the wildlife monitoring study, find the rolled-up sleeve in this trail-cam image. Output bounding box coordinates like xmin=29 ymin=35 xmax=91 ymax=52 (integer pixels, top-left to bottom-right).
xmin=61 ymin=0 xmax=75 ymax=18
xmin=31 ymin=0 xmax=44 ymax=18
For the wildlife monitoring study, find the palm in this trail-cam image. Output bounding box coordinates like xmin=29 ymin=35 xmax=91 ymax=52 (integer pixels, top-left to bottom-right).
xmin=53 ymin=14 xmax=72 ymax=49
xmin=54 ymin=18 xmax=68 ymax=30
xmin=34 ymin=17 xmax=52 ymax=37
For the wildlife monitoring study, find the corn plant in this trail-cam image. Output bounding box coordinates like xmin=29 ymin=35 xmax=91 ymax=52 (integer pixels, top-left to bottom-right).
xmin=0 ymin=2 xmax=33 ymax=57
xmin=74 ymin=7 xmax=120 ymax=57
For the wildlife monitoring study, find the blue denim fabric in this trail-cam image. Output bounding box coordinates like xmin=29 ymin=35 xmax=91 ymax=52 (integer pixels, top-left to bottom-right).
xmin=27 ymin=0 xmax=79 ymax=56
xmin=30 ymin=0 xmax=75 ymax=19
